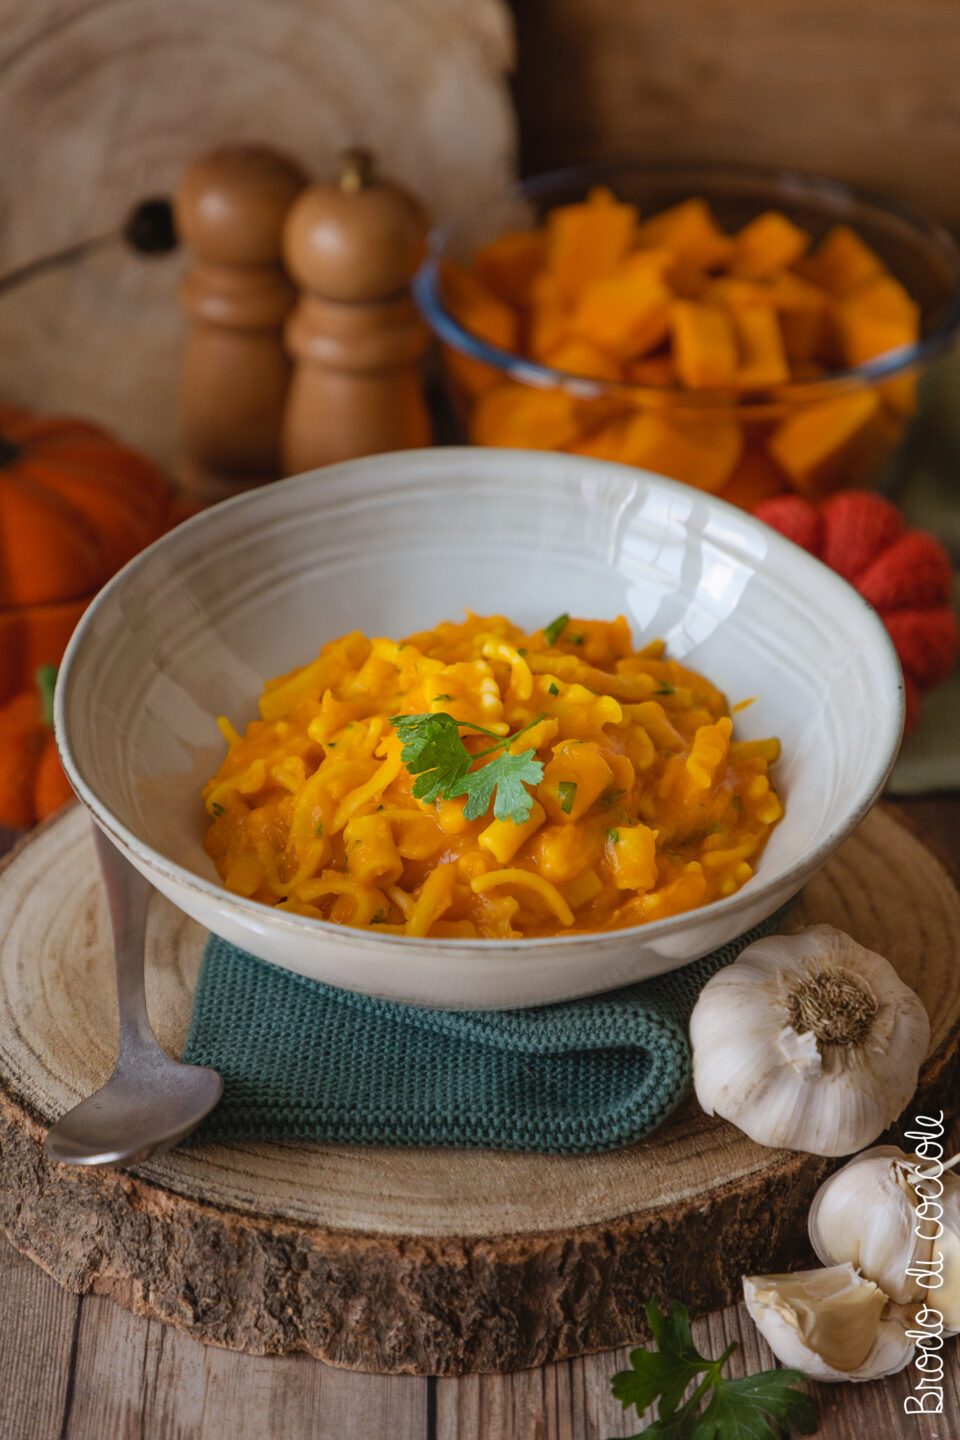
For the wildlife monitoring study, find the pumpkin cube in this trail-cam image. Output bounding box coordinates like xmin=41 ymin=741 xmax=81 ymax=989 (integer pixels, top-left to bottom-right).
xmin=570 ymin=253 xmax=673 ymax=360
xmin=623 ymin=355 xmax=677 ymax=388
xmin=833 ymin=275 xmax=920 ymax=367
xmin=768 ymin=391 xmax=901 ymax=495
xmin=442 ymin=261 xmax=517 ymax=349
xmin=618 ymin=413 xmax=743 ymax=493
xmin=798 ymin=225 xmax=887 ymax=295
xmin=703 ymin=276 xmax=771 ymax=311
xmin=473 ymin=229 xmax=548 ymax=309
xmin=672 ymin=302 xmax=738 ymax=388
xmin=606 ymin=824 xmax=658 ymax=891
xmin=733 ymin=306 xmax=790 ymax=389
xmin=547 ymin=186 xmax=637 ymax=301
xmin=526 ymin=272 xmax=571 ymax=360
xmin=441 ymin=261 xmax=518 ymax=397
xmin=566 ymin=419 xmax=631 ymax=461
xmin=635 ymin=198 xmax=734 ymax=269
xmin=731 ymin=211 xmax=810 ymax=280
xmin=718 ymin=447 xmax=787 ymax=510
xmin=544 ymin=339 xmax=623 ymax=382
xmin=538 ymin=741 xmax=614 ymax=823
xmin=468 ymin=383 xmax=580 ymax=450
xmin=766 ymin=272 xmax=830 ymax=360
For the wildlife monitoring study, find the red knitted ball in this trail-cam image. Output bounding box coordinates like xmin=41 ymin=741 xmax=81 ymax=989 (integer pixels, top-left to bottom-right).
xmin=754 ymin=490 xmax=958 ymax=732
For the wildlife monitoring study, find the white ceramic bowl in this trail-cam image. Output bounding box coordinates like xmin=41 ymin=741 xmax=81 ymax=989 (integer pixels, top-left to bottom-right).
xmin=56 ymin=448 xmax=903 ymax=1009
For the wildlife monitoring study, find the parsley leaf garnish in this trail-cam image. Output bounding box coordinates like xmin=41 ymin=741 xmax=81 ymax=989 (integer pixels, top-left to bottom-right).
xmin=558 ymin=780 xmax=577 ymax=814
xmin=610 ymin=1299 xmax=817 ymax=1439
xmin=543 ymin=613 xmax=570 ymax=645
xmin=390 ymin=712 xmax=546 ymax=824
xmin=548 ymin=682 xmax=560 ymax=696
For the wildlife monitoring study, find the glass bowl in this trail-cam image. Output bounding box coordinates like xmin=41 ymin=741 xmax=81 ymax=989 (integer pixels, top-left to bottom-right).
xmin=414 ymin=161 xmax=960 ymax=507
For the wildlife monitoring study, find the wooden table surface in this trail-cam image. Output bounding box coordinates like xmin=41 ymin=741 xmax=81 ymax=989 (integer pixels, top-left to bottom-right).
xmin=1 ymin=795 xmax=957 ymax=1440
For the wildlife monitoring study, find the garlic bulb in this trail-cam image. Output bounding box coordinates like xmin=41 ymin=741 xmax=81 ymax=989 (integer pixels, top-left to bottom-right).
xmin=743 ymin=1263 xmax=914 ymax=1382
xmin=809 ymin=1145 xmax=960 ymax=1327
xmin=690 ymin=924 xmax=929 ymax=1156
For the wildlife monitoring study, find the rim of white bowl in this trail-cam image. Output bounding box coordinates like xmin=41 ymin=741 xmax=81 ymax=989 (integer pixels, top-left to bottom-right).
xmin=55 ymin=447 xmax=905 ymax=954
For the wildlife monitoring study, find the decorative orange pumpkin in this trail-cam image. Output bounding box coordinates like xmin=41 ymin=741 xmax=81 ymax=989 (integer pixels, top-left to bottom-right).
xmin=0 ymin=404 xmax=172 ymax=701
xmin=0 ymin=666 xmax=72 ymax=830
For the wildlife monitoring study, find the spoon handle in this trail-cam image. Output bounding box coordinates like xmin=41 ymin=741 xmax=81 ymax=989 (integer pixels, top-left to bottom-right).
xmin=93 ymin=825 xmax=156 ymax=1055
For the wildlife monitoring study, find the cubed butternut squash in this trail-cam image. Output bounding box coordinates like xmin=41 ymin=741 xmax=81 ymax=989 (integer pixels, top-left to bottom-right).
xmin=571 ymin=253 xmax=673 ymax=360
xmin=606 ymin=824 xmax=658 ymax=891
xmin=733 ymin=306 xmax=790 ymax=389
xmin=469 ymin=383 xmax=580 ymax=450
xmin=672 ymin=302 xmax=739 ymax=388
xmin=717 ymin=447 xmax=787 ymax=510
xmin=732 ymin=211 xmax=810 ymax=280
xmin=547 ymin=186 xmax=637 ymax=301
xmin=544 ymin=339 xmax=623 ymax=382
xmin=618 ymin=413 xmax=743 ymax=493
xmin=635 ymin=198 xmax=734 ymax=269
xmin=473 ymin=229 xmax=549 ymax=308
xmin=538 ymin=740 xmax=614 ymax=823
xmin=797 ymin=225 xmax=886 ymax=295
xmin=768 ymin=391 xmax=901 ymax=495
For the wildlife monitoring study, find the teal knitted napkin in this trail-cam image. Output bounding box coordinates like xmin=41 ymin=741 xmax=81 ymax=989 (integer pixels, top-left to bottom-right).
xmin=181 ymin=908 xmax=786 ymax=1154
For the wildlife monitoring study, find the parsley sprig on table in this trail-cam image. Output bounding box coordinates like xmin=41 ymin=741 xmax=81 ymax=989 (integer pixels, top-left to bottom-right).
xmin=610 ymin=1300 xmax=818 ymax=1440
xmin=389 ymin=712 xmax=546 ymax=824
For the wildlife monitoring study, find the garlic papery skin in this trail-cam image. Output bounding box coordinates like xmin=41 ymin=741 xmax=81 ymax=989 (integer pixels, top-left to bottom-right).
xmin=743 ymin=1263 xmax=914 ymax=1382
xmin=690 ymin=925 xmax=930 ymax=1156
xmin=809 ymin=1146 xmax=960 ymax=1324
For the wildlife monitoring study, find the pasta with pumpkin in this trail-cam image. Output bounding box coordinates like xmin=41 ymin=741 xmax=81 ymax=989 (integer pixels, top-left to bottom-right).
xmin=201 ymin=613 xmax=783 ymax=939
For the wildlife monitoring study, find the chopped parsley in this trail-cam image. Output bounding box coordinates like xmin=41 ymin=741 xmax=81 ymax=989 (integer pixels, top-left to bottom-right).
xmin=210 ymin=802 xmax=224 ymax=817
xmin=548 ymin=682 xmax=560 ymax=696
xmin=558 ymin=780 xmax=577 ymax=815
xmin=371 ymin=910 xmax=387 ymax=924
xmin=543 ymin=613 xmax=570 ymax=646
xmin=570 ymin=633 xmax=584 ymax=645
xmin=433 ymin=694 xmax=453 ymax=703
xmin=389 ymin=711 xmax=546 ymax=824
xmin=315 ymin=822 xmax=324 ymax=837
xmin=606 ymin=828 xmax=620 ymax=843
xmin=611 ymin=1298 xmax=817 ymax=1438
xmin=655 ymin=682 xmax=675 ymax=696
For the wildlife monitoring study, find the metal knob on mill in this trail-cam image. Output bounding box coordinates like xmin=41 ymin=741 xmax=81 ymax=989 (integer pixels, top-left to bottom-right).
xmin=175 ymin=145 xmax=307 ymax=503
xmin=280 ymin=148 xmax=432 ymax=474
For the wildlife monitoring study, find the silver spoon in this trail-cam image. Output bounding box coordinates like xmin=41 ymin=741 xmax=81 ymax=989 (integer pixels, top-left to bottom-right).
xmin=44 ymin=826 xmax=222 ymax=1167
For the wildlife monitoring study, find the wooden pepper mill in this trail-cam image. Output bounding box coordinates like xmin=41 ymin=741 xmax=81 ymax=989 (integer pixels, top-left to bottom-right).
xmin=280 ymin=148 xmax=431 ymax=474
xmin=175 ymin=144 xmax=307 ymax=503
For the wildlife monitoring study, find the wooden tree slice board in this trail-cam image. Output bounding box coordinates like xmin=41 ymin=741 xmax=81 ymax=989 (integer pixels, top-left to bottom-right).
xmin=0 ymin=804 xmax=958 ymax=1375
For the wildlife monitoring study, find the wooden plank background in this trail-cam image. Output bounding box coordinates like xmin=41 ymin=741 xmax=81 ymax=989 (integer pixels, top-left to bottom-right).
xmin=513 ymin=0 xmax=960 ymax=231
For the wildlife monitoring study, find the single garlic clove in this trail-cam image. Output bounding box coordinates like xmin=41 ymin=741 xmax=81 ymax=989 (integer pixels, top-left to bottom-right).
xmin=809 ymin=1146 xmax=934 ymax=1304
xmin=743 ymin=1263 xmax=914 ymax=1382
xmin=690 ymin=925 xmax=929 ymax=1156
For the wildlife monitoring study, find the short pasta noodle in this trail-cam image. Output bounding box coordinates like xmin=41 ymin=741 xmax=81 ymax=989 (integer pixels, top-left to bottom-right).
xmin=201 ymin=613 xmax=784 ymax=938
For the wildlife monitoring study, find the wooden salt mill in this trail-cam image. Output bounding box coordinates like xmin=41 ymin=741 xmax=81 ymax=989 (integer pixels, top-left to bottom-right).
xmin=281 ymin=148 xmax=431 ymax=474
xmin=175 ymin=145 xmax=307 ymax=502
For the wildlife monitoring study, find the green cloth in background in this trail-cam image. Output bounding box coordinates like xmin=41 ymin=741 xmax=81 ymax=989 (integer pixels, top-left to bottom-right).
xmin=182 ymin=909 xmax=784 ymax=1154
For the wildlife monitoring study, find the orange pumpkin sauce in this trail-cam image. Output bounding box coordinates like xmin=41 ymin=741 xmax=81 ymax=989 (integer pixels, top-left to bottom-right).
xmin=202 ymin=614 xmax=783 ymax=938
